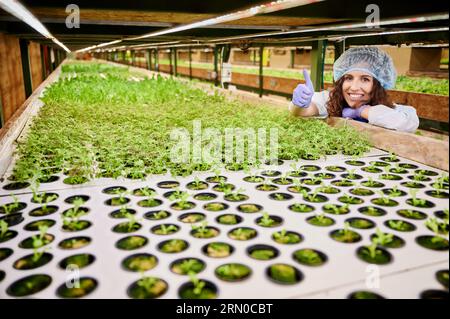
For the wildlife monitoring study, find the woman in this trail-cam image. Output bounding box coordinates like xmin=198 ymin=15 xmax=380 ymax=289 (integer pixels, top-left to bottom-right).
xmin=289 ymin=47 xmax=419 ymax=133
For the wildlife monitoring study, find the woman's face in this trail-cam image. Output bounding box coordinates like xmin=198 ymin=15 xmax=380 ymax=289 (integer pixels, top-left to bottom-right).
xmin=341 ymin=71 xmax=373 ymax=108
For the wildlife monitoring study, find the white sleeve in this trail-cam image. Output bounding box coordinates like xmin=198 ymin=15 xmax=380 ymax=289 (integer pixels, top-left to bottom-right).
xmin=311 ymin=90 xmax=330 ymax=117
xmin=368 ymin=104 xmax=420 ymax=133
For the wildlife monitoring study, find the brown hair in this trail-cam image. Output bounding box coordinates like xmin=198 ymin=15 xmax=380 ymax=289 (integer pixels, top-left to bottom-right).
xmin=326 ymin=77 xmax=394 ymax=117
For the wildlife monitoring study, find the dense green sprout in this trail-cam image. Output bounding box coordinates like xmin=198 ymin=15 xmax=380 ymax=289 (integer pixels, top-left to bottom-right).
xmin=11 ymin=62 xmax=370 ymax=182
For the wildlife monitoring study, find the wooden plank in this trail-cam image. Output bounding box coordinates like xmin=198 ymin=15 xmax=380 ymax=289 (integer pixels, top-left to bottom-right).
xmin=0 ymin=33 xmax=26 ymax=124
xmin=327 ymin=117 xmax=449 ymax=171
xmin=29 ymin=42 xmax=44 ymax=90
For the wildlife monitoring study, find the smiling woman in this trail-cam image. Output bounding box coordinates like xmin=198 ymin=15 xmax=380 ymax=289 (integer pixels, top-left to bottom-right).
xmin=289 ymin=47 xmax=420 ymax=133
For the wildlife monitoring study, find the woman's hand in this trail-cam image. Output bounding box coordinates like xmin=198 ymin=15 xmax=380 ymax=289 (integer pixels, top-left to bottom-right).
xmin=342 ymin=105 xmax=371 ymax=119
xmin=292 ymin=69 xmax=314 ymax=108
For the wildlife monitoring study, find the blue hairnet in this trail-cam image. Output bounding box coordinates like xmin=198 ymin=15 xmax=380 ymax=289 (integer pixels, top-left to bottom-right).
xmin=333 ymin=47 xmax=397 ymax=89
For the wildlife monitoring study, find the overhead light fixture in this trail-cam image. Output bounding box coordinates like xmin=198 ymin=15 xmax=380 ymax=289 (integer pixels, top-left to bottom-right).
xmin=207 ymin=13 xmax=449 ymax=42
xmin=77 ymin=0 xmax=323 ymax=52
xmin=76 ymin=39 xmax=123 ymax=53
xmin=0 ymin=0 xmax=71 ymax=52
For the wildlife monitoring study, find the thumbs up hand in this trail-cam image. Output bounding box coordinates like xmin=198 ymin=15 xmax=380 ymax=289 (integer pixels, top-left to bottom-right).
xmin=292 ymin=69 xmax=315 ymax=108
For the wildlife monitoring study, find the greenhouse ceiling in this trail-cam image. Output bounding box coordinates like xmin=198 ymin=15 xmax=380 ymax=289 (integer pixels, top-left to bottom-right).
xmin=0 ymin=0 xmax=448 ymax=51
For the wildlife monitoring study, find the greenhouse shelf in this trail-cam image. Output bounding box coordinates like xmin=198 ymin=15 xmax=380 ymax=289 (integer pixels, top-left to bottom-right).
xmin=0 ymin=149 xmax=448 ymax=299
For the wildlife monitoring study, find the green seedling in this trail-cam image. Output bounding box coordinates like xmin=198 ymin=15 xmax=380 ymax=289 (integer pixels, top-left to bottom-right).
xmin=374 ymin=228 xmax=394 ymax=246
xmin=0 ymin=220 xmax=9 ymax=239
xmin=259 ymin=212 xmax=275 ymax=227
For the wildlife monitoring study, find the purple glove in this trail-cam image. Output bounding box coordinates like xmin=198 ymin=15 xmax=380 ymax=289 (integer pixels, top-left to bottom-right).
xmin=292 ymin=69 xmax=314 ymax=108
xmin=342 ymin=105 xmax=371 ymax=119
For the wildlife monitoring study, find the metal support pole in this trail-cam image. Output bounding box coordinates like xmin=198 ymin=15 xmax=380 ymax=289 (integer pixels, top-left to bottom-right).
xmin=310 ymin=40 xmax=327 ymax=91
xmin=131 ymin=51 xmax=135 ymax=66
xmin=40 ymin=44 xmax=47 ymax=79
xmin=334 ymin=39 xmax=346 ymax=62
xmin=290 ymin=49 xmax=295 ymax=69
xmin=0 ymin=90 xmax=4 ymax=128
xmin=214 ymin=46 xmax=219 ymax=86
xmin=173 ymin=48 xmax=178 ymax=77
xmin=147 ymin=49 xmax=152 ymax=70
xmin=259 ymin=46 xmax=264 ymax=97
xmin=155 ymin=49 xmax=159 ymax=72
xmin=19 ymin=39 xmax=33 ymax=97
xmin=189 ymin=47 xmax=192 ymax=80
xmin=169 ymin=49 xmax=173 ymax=75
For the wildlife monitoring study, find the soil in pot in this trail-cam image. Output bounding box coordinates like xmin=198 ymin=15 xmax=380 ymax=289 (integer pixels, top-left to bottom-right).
xmin=64 ymin=195 xmax=90 ymax=205
xmin=62 ymin=220 xmax=92 ymax=232
xmin=256 ymin=183 xmax=279 ymax=191
xmin=7 ymin=274 xmax=52 ymax=297
xmin=384 ymin=219 xmax=416 ymax=232
xmin=330 ymin=227 xmax=362 ymax=243
xmin=191 ymin=226 xmax=220 ymax=239
xmin=203 ymin=202 xmax=228 ymax=212
xmin=171 ymin=200 xmax=196 ymax=211
xmin=267 ymin=264 xmax=302 ymax=285
xmin=287 ymin=185 xmax=311 ymax=194
xmin=243 ymin=175 xmax=265 ymax=183
xmin=397 ymin=209 xmax=427 ymax=220
xmin=206 ymin=175 xmax=227 ymax=183
xmin=228 ymin=227 xmax=257 ymax=241
xmin=186 ymin=180 xmax=209 ymax=190
xmin=178 ymin=279 xmax=218 ymax=299
xmin=345 ymin=160 xmax=365 ymax=166
xmin=247 ymin=245 xmax=279 ymax=260
xmin=358 ymin=206 xmax=387 ymax=217
xmin=0 ymin=248 xmax=13 ymax=262
xmin=370 ymin=198 xmax=398 ymax=207
xmin=19 ymin=233 xmax=54 ymax=248
xmin=29 ymin=205 xmax=58 ymax=217
xmin=356 ymin=246 xmax=392 ymax=265
xmin=171 ymin=258 xmax=205 ymax=275
xmin=112 ymin=221 xmax=142 ymax=233
xmin=122 ymin=253 xmax=158 ymax=272
xmin=103 ymin=186 xmax=127 ymax=195
xmin=132 ymin=187 xmax=156 ymax=196
xmin=256 ymin=214 xmax=283 ymax=228
xmin=224 ymin=193 xmax=249 ymax=202
xmin=436 ymin=270 xmax=449 ymax=289
xmin=348 ymin=291 xmax=385 ymax=299
xmin=331 ymin=180 xmax=355 ymax=187
xmin=158 ymin=239 xmax=189 ymax=253
xmin=59 ymin=253 xmax=95 ymax=269
xmin=203 ymin=242 xmax=234 ymax=258
xmin=370 ymin=232 xmax=405 ymax=249
xmin=269 ymin=192 xmax=293 ymax=201
xmin=293 ymin=248 xmax=327 ymax=266
xmin=157 ymin=181 xmax=180 ymax=189
xmin=401 ymin=181 xmax=425 ymax=189
xmin=261 ymin=170 xmax=281 ymax=177
xmin=110 ymin=208 xmax=136 ymax=219
xmin=1 ymin=213 xmax=24 ymax=227
xmin=105 ymin=197 xmax=131 ymax=206
xmin=346 ymin=218 xmax=376 ymax=229
xmin=215 ymin=263 xmax=251 ymax=282
xmin=128 ymin=277 xmax=168 ymax=299
xmin=0 ymin=202 xmax=27 ymax=214
xmin=138 ymin=198 xmax=163 ymax=208
xmin=350 ymin=188 xmax=375 ymax=196
xmin=416 ymin=236 xmax=449 ymax=251
xmin=144 ymin=210 xmax=171 ymax=221
xmin=420 ymin=290 xmax=448 ymax=300
xmin=425 ymin=190 xmax=449 ymax=199
xmin=178 ymin=213 xmax=206 ymax=224
xmin=115 ymin=235 xmax=148 ymax=250
xmin=289 ymin=203 xmax=315 ymax=213
xmin=307 ymin=215 xmax=335 ymax=227
xmin=3 ymin=182 xmax=30 ymax=191
xmin=237 ymin=203 xmax=263 ymax=213
xmin=151 ymin=224 xmax=180 ymax=235
xmin=322 ymin=204 xmax=350 ymax=215
xmin=216 ymin=214 xmax=242 ymax=225
xmin=326 ymin=165 xmax=346 ymax=172
xmin=58 ymin=236 xmax=91 ymax=250
xmin=272 ymin=230 xmax=303 ymax=244
xmin=272 ymin=177 xmax=294 ymax=185
xmin=13 ymin=253 xmax=53 ymax=270
xmin=301 ymin=165 xmax=321 ymax=172
xmin=194 ymin=193 xmax=217 ymax=201
xmin=212 ymin=183 xmax=236 ymax=192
